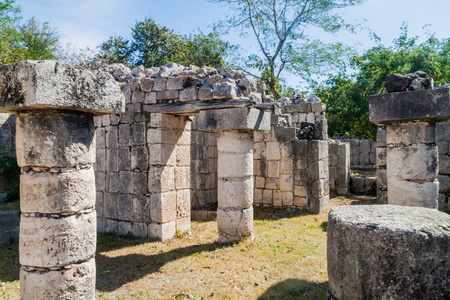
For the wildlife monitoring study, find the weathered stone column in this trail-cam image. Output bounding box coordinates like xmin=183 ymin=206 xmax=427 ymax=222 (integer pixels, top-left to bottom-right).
xmin=370 ymin=88 xmax=450 ymax=208
xmin=0 ymin=61 xmax=124 ymax=299
xmin=198 ymin=107 xmax=270 ymax=243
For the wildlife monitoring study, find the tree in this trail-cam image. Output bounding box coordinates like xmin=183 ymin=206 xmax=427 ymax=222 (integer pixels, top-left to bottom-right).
xmin=98 ymin=17 xmax=231 ymax=69
xmin=0 ymin=0 xmax=23 ymax=65
xmin=315 ymin=25 xmax=450 ymax=140
xmin=212 ymin=0 xmax=365 ymax=98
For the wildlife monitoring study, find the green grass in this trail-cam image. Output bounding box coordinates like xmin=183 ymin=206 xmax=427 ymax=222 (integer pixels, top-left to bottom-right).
xmin=0 ymin=201 xmax=19 ymax=211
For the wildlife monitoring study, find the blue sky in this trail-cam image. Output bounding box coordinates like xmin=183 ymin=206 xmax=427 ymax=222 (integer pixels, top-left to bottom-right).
xmin=15 ymin=0 xmax=450 ymax=86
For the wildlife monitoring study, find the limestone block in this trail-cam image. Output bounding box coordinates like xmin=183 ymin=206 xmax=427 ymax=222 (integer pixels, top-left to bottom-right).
xmin=198 ymin=87 xmax=213 ymax=100
xmin=104 ymin=192 xmax=117 ymax=219
xmin=118 ymin=147 xmax=131 ymax=171
xmin=294 ymin=197 xmax=308 ymax=208
xmin=197 ymin=107 xmax=270 ymax=131
xmin=132 ymin=91 xmax=144 ymax=104
xmin=263 ymin=189 xmax=273 ymax=204
xmin=281 ymin=143 xmax=293 ymax=158
xmin=377 ymin=129 xmax=387 ymax=147
xmin=96 ymin=172 xmax=106 ymax=192
xmin=283 ymin=192 xmax=294 ymax=206
xmin=377 ymin=189 xmax=388 ymax=204
xmin=176 ymin=217 xmax=191 ymax=232
xmin=153 ymin=78 xmax=167 ymax=91
xmin=280 ymin=158 xmax=293 ymax=175
xmin=359 ymin=152 xmax=370 ymax=165
xmin=438 ymin=175 xmax=450 ymax=194
xmin=131 ymin=122 xmax=146 ymax=145
xmin=306 ymin=112 xmax=315 ymax=123
xmin=218 ymin=177 xmax=253 ymax=209
xmin=253 ymin=143 xmax=265 ymax=160
xmin=369 ymin=150 xmax=377 ymax=165
xmin=150 ymin=192 xmax=177 ymax=223
xmin=144 ymin=92 xmax=157 ymax=104
xmin=117 ymin=193 xmax=133 ymax=221
xmin=440 ymin=155 xmax=450 ymax=175
xmin=369 ymin=88 xmax=450 ymax=124
xmin=212 ymin=82 xmax=237 ymax=99
xmin=437 ymin=141 xmax=449 ymax=155
xmin=131 ymin=145 xmax=149 ymax=171
xmin=118 ymin=221 xmax=132 ymax=235
xmin=156 ymin=90 xmax=178 ymax=101
xmin=327 ymin=205 xmax=450 ymax=300
xmin=218 ymin=152 xmax=253 ymax=178
xmin=20 ymin=212 xmax=96 ymax=268
xmin=388 ymin=178 xmax=438 ymax=208
xmin=175 ymin=167 xmax=191 ymax=190
xmin=133 ymin=195 xmax=150 ymax=223
xmin=217 ymin=207 xmax=253 ymax=242
xmin=329 ymin=166 xmax=337 ymax=179
xmin=0 ymin=60 xmax=124 ymax=114
xmin=217 ymin=131 xmax=253 ymax=153
xmin=107 ymin=172 xmax=119 ymax=193
xmin=308 ymin=160 xmax=326 ymax=180
xmin=166 ymin=77 xmax=184 ymax=90
xmin=96 ymin=127 xmax=106 ymax=149
xmin=147 ymin=128 xmax=178 ymax=145
xmin=280 ymin=175 xmax=293 ymax=192
xmin=20 ymin=168 xmax=95 ymax=214
xmin=148 ymin=221 xmax=176 ymax=242
xmin=387 ymin=145 xmax=438 ymax=181
xmin=306 ymin=140 xmax=328 ymax=161
xmin=309 ymin=196 xmax=329 ymax=214
xmin=179 ymin=88 xmax=197 ymax=102
xmin=271 ymin=190 xmax=281 ymax=206
xmin=20 ymin=259 xmax=96 ymax=300
xmin=387 ymin=122 xmax=435 ymax=145
xmin=351 ymin=177 xmax=364 ymax=193
xmin=97 ymin=217 xmax=106 ymax=232
xmin=118 ymin=171 xmax=133 ymax=194
xmin=265 ymin=141 xmax=281 ymax=160
xmin=131 ymin=222 xmax=148 ymax=237
xmin=16 ymin=112 xmax=95 ymax=167
xmin=360 ymin=140 xmax=371 ymax=153
xmin=376 ymin=147 xmax=387 ymax=166
xmin=377 ymin=169 xmax=388 ymax=190
xmin=267 ymin=160 xmax=280 ymax=178
xmin=176 ymin=189 xmax=190 ymax=219
xmin=132 ymin=171 xmax=148 ymax=194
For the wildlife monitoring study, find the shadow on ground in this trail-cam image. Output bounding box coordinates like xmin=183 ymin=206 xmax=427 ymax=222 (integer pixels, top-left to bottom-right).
xmin=258 ymin=278 xmax=329 ymax=300
xmin=0 ymin=242 xmax=19 ymax=282
xmin=96 ymin=239 xmax=230 ymax=292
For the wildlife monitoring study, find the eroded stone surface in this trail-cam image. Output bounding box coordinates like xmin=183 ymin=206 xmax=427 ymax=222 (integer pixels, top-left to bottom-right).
xmin=20 ymin=259 xmax=96 ymax=300
xmin=328 ymin=205 xmax=450 ymax=300
xmin=217 ymin=207 xmax=253 ymax=243
xmin=0 ymin=60 xmax=125 ymax=114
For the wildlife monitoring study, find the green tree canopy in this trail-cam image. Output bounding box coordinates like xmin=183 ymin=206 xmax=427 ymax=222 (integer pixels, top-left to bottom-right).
xmin=211 ymin=0 xmax=365 ymax=98
xmin=98 ymin=17 xmax=231 ymax=68
xmin=315 ymin=25 xmax=450 ymax=140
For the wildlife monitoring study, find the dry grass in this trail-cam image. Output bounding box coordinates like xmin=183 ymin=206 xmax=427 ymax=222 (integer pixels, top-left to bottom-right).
xmin=0 ymin=194 xmax=376 ymax=300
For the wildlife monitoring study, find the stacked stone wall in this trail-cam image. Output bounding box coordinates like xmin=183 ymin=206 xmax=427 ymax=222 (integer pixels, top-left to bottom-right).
xmin=333 ymin=137 xmax=376 ymax=169
xmin=436 ymin=120 xmax=450 ymax=213
xmin=0 ymin=210 xmax=19 ymax=245
xmin=328 ymin=140 xmax=350 ymax=195
xmin=376 ymin=128 xmax=388 ymax=203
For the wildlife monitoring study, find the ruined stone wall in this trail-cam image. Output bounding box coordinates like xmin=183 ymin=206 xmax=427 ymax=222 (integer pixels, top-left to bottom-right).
xmin=328 ymin=140 xmax=350 ymax=195
xmin=332 ymin=137 xmax=377 ymax=170
xmin=436 ymin=120 xmax=450 ymax=213
xmin=0 ymin=114 xmax=16 ymax=191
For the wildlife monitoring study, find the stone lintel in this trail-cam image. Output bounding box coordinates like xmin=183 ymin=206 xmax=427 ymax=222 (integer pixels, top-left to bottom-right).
xmin=197 ymin=107 xmax=270 ymax=131
xmin=369 ymin=88 xmax=450 ymax=125
xmin=0 ymin=60 xmax=125 ymax=115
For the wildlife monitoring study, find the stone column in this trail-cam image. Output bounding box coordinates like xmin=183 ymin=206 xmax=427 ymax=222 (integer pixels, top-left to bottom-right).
xmin=0 ymin=61 xmax=124 ymax=299
xmin=370 ymin=88 xmax=450 ymax=208
xmin=197 ymin=107 xmax=270 ymax=243
xmin=217 ymin=131 xmax=254 ymax=243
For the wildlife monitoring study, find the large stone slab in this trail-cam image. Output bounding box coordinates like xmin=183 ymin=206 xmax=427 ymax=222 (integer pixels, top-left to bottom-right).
xmin=0 ymin=60 xmax=125 ymax=114
xmin=197 ymin=107 xmax=270 ymax=131
xmin=328 ymin=205 xmax=450 ymax=300
xmin=369 ymin=88 xmax=450 ymax=124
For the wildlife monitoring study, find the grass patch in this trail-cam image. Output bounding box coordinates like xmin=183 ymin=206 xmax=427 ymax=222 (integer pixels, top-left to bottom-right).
xmin=0 ymin=195 xmax=375 ymax=299
xmin=0 ymin=201 xmax=19 ymax=211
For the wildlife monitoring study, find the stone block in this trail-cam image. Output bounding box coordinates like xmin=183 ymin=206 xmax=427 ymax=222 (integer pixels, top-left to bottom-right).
xmin=272 ymin=190 xmax=282 ymax=206
xmin=96 ymin=171 xmax=106 ymax=192
xmin=280 ymin=175 xmax=293 ymax=192
xmin=96 ymin=127 xmax=106 ymax=149
xmin=351 ymin=177 xmax=364 ymax=193
xmin=218 ymin=152 xmax=253 ymax=178
xmin=283 ymin=192 xmax=294 ymax=206
xmin=166 ymin=77 xmax=184 ymax=90
xmin=131 ymin=145 xmax=149 ymax=171
xmin=118 ymin=146 xmax=131 ymax=171
xmin=197 ymin=107 xmax=270 ymax=131
xmin=437 ymin=141 xmax=449 ymax=155
xmin=118 ymin=124 xmax=131 ymax=147
xmin=265 ymin=142 xmax=281 ymax=160
xmin=281 ymin=143 xmax=293 ymax=158
xmin=329 ymin=166 xmax=337 ymax=179
xmin=360 ymin=140 xmax=371 ymax=153
xmin=176 ymin=189 xmax=190 ymax=219
xmin=309 ymin=195 xmax=329 ymax=214
xmin=198 ymin=87 xmax=213 ymax=100
xmin=148 ymin=221 xmax=176 ymax=242
xmin=306 ymin=140 xmax=328 ymax=161
xmin=118 ymin=221 xmax=132 ymax=236
xmin=218 ymin=177 xmax=253 ymax=210
xmin=370 ymin=88 xmax=450 ymax=124
xmin=308 ymin=160 xmax=326 ymax=180
xmin=175 ymin=167 xmax=191 ymax=190
xmin=156 ymin=90 xmax=178 ymax=101
xmin=265 ymin=177 xmax=279 ymax=190
xmin=387 ymin=122 xmax=435 ymax=145
xmin=327 ymin=205 xmax=450 ymax=300
xmin=280 ymin=158 xmax=293 ymax=174
xmin=16 ymin=112 xmax=95 ymax=167
xmin=21 ymin=168 xmax=95 ymax=214
xmin=176 ymin=145 xmax=191 ymax=167
xmin=144 ymin=92 xmax=157 ymax=104
xmin=20 ymin=259 xmax=95 ymax=300
xmin=153 ymin=78 xmax=167 ymax=91
xmin=267 ymin=160 xmax=280 ymax=178
xmin=376 ymin=147 xmax=387 ymax=166
xmin=440 ymin=155 xmax=450 ymax=175
xmin=387 ymin=145 xmax=438 ymax=181
xmin=217 ymin=131 xmax=253 ymax=153
xmin=377 ymin=129 xmax=387 ymax=147
xmin=359 ymin=152 xmax=370 ymax=165
xmin=438 ymin=175 xmax=450 ymax=194
xmin=176 ymin=217 xmax=191 ymax=232
xmin=263 ymin=189 xmax=273 ymax=204
xmin=132 ymin=91 xmax=145 ymax=104
xmin=150 ymin=192 xmax=177 ymax=223
xmin=212 ymin=82 xmax=237 ymax=99
xmin=294 ymin=197 xmax=308 ymax=208
xmin=179 ymin=88 xmax=197 ymax=102
xmin=131 ymin=122 xmax=146 ymax=145
xmin=388 ymin=178 xmax=438 ymax=208
xmin=132 ymin=171 xmax=148 ymax=194
xmin=0 ymin=60 xmax=124 ymax=114
xmin=217 ymin=207 xmax=253 ymax=242
xmin=377 ymin=169 xmax=388 ymax=189
xmin=148 ymin=166 xmax=175 ymax=192
xmin=107 ymin=172 xmax=119 ymax=193
xmin=20 ymin=212 xmax=96 ymax=268
xmin=118 ymin=171 xmax=133 ymax=194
